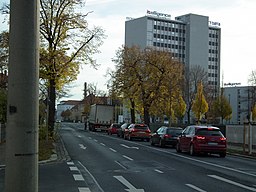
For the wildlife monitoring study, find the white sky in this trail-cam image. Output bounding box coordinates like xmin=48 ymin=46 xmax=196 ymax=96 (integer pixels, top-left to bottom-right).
xmin=1 ymin=0 xmax=256 ymax=101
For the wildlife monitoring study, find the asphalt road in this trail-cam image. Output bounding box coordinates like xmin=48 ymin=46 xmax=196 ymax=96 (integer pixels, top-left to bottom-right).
xmin=0 ymin=122 xmax=256 ymax=192
xmin=59 ymin=123 xmax=256 ymax=192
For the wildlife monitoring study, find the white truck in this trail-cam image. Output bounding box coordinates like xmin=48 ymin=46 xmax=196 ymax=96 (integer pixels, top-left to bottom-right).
xmin=88 ymin=104 xmax=114 ymax=132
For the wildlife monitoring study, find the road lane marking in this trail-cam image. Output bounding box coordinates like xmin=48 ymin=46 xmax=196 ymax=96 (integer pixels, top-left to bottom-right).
xmin=73 ymin=174 xmax=85 ymax=181
xmin=109 ymin=148 xmax=117 ymax=152
xmin=77 ymin=135 xmax=82 ymax=138
xmin=208 ymin=175 xmax=256 ymax=191
xmin=185 ymin=184 xmax=207 ymax=192
xmin=121 ymin=144 xmax=130 ymax=148
xmin=94 ymin=139 xmax=98 ymax=142
xmin=79 ymin=144 xmax=87 ymax=150
xmin=78 ymin=187 xmax=91 ymax=192
xmin=67 ymin=161 xmax=74 ymax=165
xmin=114 ymin=176 xmax=145 ymax=192
xmin=115 ymin=160 xmax=127 ymax=170
xmin=69 ymin=166 xmax=79 ymax=171
xmin=120 ymin=144 xmax=139 ymax=149
xmin=100 ymin=143 xmax=106 ymax=146
xmin=122 ymin=155 xmax=134 ymax=161
xmin=154 ymin=169 xmax=164 ymax=174
xmin=78 ymin=161 xmax=104 ymax=192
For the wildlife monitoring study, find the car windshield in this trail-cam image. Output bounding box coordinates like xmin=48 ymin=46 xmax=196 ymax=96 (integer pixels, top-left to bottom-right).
xmin=113 ymin=124 xmax=121 ymax=128
xmin=196 ymin=129 xmax=223 ymax=136
xmin=134 ymin=125 xmax=148 ymax=130
xmin=167 ymin=129 xmax=182 ymax=135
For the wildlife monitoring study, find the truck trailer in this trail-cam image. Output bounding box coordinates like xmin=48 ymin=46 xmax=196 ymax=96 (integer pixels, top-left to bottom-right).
xmin=88 ymin=104 xmax=114 ymax=132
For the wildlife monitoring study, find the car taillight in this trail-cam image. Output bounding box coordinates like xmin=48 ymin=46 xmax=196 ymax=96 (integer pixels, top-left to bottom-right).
xmin=145 ymin=129 xmax=151 ymax=133
xmin=220 ymin=137 xmax=226 ymax=141
xmin=196 ymin=136 xmax=205 ymax=140
xmin=164 ymin=134 xmax=171 ymax=138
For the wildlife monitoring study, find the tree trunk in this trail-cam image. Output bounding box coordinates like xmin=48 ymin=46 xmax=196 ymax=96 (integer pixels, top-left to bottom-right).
xmin=130 ymin=98 xmax=135 ymax=123
xmin=48 ymin=79 xmax=56 ymax=136
xmin=143 ymin=107 xmax=150 ymax=126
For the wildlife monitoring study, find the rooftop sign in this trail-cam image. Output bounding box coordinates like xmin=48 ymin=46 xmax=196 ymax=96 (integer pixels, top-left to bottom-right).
xmin=147 ymin=10 xmax=171 ymax=19
xmin=209 ymin=21 xmax=221 ymax=27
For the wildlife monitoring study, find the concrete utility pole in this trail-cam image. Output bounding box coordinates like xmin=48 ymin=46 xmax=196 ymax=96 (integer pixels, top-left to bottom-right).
xmin=5 ymin=0 xmax=39 ymax=191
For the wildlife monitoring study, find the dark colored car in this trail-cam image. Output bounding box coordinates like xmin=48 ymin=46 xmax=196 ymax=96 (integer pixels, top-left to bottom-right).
xmin=107 ymin=123 xmax=121 ymax=135
xmin=150 ymin=126 xmax=183 ymax=147
xmin=176 ymin=125 xmax=227 ymax=157
xmin=124 ymin=123 xmax=151 ymax=141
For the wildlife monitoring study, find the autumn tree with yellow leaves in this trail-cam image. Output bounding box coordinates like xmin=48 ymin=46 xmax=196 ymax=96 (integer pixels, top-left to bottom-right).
xmin=192 ymin=81 xmax=209 ymax=124
xmin=110 ymin=46 xmax=184 ymax=125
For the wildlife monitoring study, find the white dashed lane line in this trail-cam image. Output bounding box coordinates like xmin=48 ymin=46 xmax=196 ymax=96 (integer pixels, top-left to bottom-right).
xmin=69 ymin=166 xmax=79 ymax=171
xmin=100 ymin=143 xmax=106 ymax=146
xmin=154 ymin=169 xmax=164 ymax=174
xmin=78 ymin=187 xmax=91 ymax=192
xmin=122 ymin=155 xmax=133 ymax=161
xmin=185 ymin=184 xmax=207 ymax=192
xmin=73 ymin=174 xmax=85 ymax=181
xmin=109 ymin=148 xmax=117 ymax=152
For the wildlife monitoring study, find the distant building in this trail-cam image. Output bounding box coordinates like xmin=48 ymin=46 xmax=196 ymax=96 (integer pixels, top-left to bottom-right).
xmin=56 ymin=100 xmax=81 ymax=121
xmin=125 ymin=12 xmax=221 ymax=96
xmin=223 ymin=86 xmax=256 ymax=124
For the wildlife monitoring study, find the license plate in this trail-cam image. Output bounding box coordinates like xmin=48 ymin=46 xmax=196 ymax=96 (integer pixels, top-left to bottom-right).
xmin=208 ymin=142 xmax=218 ymax=145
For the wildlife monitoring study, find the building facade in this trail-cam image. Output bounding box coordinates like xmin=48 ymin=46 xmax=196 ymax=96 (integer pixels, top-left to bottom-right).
xmin=223 ymin=86 xmax=256 ymax=124
xmin=125 ymin=12 xmax=221 ymax=95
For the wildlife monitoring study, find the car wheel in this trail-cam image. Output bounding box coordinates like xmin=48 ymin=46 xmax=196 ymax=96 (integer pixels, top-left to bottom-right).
xmin=159 ymin=139 xmax=165 ymax=147
xmin=219 ymin=153 xmax=226 ymax=158
xmin=150 ymin=138 xmax=155 ymax=146
xmin=176 ymin=142 xmax=181 ymax=153
xmin=189 ymin=144 xmax=195 ymax=156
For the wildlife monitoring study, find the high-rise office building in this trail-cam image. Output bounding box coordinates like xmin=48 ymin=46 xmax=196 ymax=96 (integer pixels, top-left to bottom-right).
xmin=125 ymin=11 xmax=221 ymax=95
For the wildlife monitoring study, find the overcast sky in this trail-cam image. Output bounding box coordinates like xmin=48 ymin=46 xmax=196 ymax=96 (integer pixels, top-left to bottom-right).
xmin=1 ymin=0 xmax=256 ymax=101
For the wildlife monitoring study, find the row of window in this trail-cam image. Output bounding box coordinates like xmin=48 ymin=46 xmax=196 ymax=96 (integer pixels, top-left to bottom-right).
xmin=208 ymin=73 xmax=218 ymax=78
xmin=154 ymin=25 xmax=186 ymax=33
xmin=209 ymin=41 xmax=219 ymax=46
xmin=209 ymin=49 xmax=218 ymax=54
xmin=208 ymin=81 xmax=218 ymax=85
xmin=208 ymin=65 xmax=218 ymax=70
xmin=153 ymin=33 xmax=185 ymax=42
xmin=209 ymin=57 xmax=218 ymax=62
xmin=209 ymin=33 xmax=219 ymax=38
xmin=153 ymin=42 xmax=185 ymax=50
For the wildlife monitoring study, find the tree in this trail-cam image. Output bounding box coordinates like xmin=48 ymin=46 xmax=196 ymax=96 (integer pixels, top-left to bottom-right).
xmin=0 ymin=31 xmax=9 ymax=72
xmin=39 ymin=0 xmax=105 ymax=134
xmin=252 ymin=103 xmax=256 ymax=121
xmin=192 ymin=81 xmax=208 ymax=124
xmin=110 ymin=46 xmax=184 ymax=125
xmin=184 ymin=65 xmax=208 ymax=124
xmin=212 ymin=89 xmax=232 ymax=124
xmin=173 ymin=92 xmax=186 ymax=124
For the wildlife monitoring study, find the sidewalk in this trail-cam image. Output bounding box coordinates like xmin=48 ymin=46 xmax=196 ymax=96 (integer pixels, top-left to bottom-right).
xmin=0 ymin=133 xmax=70 ymax=167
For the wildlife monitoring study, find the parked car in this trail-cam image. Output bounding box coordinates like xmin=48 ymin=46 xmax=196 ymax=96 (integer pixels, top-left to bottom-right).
xmin=150 ymin=126 xmax=183 ymax=147
xmin=176 ymin=125 xmax=227 ymax=157
xmin=124 ymin=123 xmax=151 ymax=141
xmin=117 ymin=123 xmax=130 ymax=138
xmin=107 ymin=123 xmax=121 ymax=135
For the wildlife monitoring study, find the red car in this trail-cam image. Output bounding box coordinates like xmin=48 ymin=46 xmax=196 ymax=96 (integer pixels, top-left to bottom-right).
xmin=176 ymin=125 xmax=226 ymax=157
xmin=124 ymin=123 xmax=151 ymax=141
xmin=107 ymin=123 xmax=121 ymax=135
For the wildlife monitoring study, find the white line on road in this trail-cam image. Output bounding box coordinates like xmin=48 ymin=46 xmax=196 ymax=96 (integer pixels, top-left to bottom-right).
xmin=114 ymin=176 xmax=145 ymax=192
xmin=67 ymin=161 xmax=74 ymax=165
xmin=100 ymin=143 xmax=106 ymax=146
xmin=109 ymin=148 xmax=117 ymax=152
xmin=94 ymin=139 xmax=98 ymax=142
xmin=73 ymin=174 xmax=85 ymax=181
xmin=122 ymin=155 xmax=134 ymax=161
xmin=154 ymin=169 xmax=164 ymax=174
xmin=185 ymin=184 xmax=207 ymax=192
xmin=115 ymin=160 xmax=127 ymax=170
xmin=78 ymin=187 xmax=91 ymax=192
xmin=79 ymin=144 xmax=87 ymax=150
xmin=208 ymin=175 xmax=256 ymax=191
xmin=69 ymin=166 xmax=79 ymax=171
xmin=120 ymin=144 xmax=130 ymax=148
xmin=77 ymin=135 xmax=82 ymax=138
